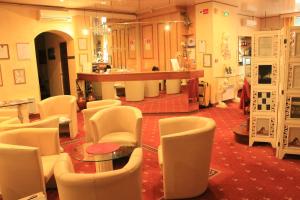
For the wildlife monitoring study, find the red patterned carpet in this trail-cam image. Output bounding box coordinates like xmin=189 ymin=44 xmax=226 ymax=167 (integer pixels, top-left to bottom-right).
xmin=47 ymin=102 xmax=299 ymax=199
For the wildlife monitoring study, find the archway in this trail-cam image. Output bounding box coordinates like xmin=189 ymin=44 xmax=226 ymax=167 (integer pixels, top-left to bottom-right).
xmin=34 ymin=30 xmax=74 ymax=99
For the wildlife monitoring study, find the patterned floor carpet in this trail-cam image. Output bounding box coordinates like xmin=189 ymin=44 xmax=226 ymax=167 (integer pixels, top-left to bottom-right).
xmin=46 ymin=102 xmax=300 ymax=199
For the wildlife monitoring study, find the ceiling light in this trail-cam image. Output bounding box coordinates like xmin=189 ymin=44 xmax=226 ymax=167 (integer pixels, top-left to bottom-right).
xmin=60 ymin=0 xmax=64 ymax=2
xmin=297 ymin=0 xmax=300 ymax=3
xmin=164 ymin=24 xmax=170 ymax=31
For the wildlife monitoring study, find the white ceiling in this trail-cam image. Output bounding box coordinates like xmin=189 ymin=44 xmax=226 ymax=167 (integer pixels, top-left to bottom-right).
xmin=1 ymin=0 xmax=300 ymax=17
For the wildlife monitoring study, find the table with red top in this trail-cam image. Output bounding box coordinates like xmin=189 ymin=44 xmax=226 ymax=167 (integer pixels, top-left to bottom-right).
xmin=71 ymin=142 xmax=135 ymax=172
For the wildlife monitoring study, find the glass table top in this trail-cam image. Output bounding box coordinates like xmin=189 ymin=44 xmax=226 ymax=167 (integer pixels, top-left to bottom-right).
xmin=70 ymin=142 xmax=135 ymax=162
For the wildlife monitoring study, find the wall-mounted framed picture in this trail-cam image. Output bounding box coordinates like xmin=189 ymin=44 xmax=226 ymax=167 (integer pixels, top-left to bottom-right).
xmin=78 ymin=38 xmax=88 ymax=50
xmin=0 ymin=44 xmax=9 ymax=59
xmin=13 ymin=69 xmax=26 ymax=85
xmin=142 ymin=25 xmax=154 ymax=59
xmin=0 ymin=65 xmax=3 ymax=87
xmin=16 ymin=43 xmax=31 ymax=60
xmin=203 ymin=54 xmax=212 ymax=67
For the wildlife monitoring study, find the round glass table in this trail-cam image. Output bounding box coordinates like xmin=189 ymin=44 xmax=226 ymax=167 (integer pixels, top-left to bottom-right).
xmin=70 ymin=142 xmax=135 ymax=172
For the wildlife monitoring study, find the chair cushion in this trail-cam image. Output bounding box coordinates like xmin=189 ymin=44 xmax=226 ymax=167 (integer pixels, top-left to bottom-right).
xmin=158 ymin=145 xmax=163 ymax=167
xmin=41 ymin=154 xmax=60 ymax=183
xmin=99 ymin=132 xmax=137 ymax=146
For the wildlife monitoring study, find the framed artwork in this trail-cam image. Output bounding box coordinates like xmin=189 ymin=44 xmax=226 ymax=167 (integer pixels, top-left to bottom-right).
xmin=203 ymin=54 xmax=212 ymax=67
xmin=78 ymin=38 xmax=88 ymax=50
xmin=128 ymin=27 xmax=136 ymax=59
xmin=13 ymin=69 xmax=26 ymax=84
xmin=47 ymin=48 xmax=55 ymax=60
xmin=16 ymin=43 xmax=31 ymax=60
xmin=0 ymin=44 xmax=9 ymax=59
xmin=255 ymin=118 xmax=270 ymax=137
xmin=0 ymin=65 xmax=3 ymax=87
xmin=285 ymin=96 xmax=300 ymax=119
xmin=252 ymin=90 xmax=276 ymax=112
xmin=287 ymin=126 xmax=300 ymax=148
xmin=142 ymin=25 xmax=154 ymax=59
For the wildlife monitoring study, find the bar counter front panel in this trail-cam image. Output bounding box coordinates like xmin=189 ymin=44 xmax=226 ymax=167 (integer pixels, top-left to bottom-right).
xmin=77 ymin=70 xmax=204 ymax=114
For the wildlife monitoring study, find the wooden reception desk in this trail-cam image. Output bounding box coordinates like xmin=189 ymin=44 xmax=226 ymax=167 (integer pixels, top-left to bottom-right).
xmin=77 ymin=70 xmax=204 ymax=114
xmin=77 ymin=70 xmax=204 ymax=82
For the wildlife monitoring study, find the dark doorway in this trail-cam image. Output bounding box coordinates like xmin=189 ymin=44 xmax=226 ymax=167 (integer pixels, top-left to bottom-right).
xmin=35 ymin=35 xmax=51 ymax=99
xmin=60 ymin=42 xmax=70 ymax=95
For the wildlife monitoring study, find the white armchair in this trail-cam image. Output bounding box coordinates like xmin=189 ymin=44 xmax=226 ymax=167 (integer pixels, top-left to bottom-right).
xmin=0 ymin=116 xmax=59 ymax=132
xmin=158 ymin=116 xmax=216 ymax=199
xmin=82 ymin=100 xmax=122 ymax=142
xmin=101 ymin=82 xmax=117 ymax=100
xmin=0 ymin=128 xmax=62 ymax=200
xmin=38 ymin=95 xmax=78 ymax=139
xmin=54 ymin=148 xmax=143 ymax=200
xmin=90 ymin=106 xmax=142 ymax=147
xmin=125 ymin=81 xmax=145 ymax=101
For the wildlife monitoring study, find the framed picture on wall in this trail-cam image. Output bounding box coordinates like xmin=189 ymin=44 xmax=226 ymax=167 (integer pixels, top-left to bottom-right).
xmin=16 ymin=43 xmax=31 ymax=60
xmin=79 ymin=54 xmax=88 ymax=67
xmin=13 ymin=69 xmax=26 ymax=84
xmin=0 ymin=65 xmax=3 ymax=87
xmin=78 ymin=38 xmax=88 ymax=50
xmin=142 ymin=25 xmax=154 ymax=59
xmin=203 ymin=54 xmax=212 ymax=67
xmin=0 ymin=44 xmax=9 ymax=59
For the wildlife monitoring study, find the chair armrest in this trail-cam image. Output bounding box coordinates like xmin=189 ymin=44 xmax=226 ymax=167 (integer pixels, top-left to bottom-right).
xmin=0 ymin=128 xmax=61 ymax=156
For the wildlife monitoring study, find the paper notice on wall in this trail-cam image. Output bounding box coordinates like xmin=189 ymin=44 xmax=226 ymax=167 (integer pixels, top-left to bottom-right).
xmin=145 ymin=39 xmax=151 ymax=50
xmin=199 ymin=40 xmax=206 ymax=53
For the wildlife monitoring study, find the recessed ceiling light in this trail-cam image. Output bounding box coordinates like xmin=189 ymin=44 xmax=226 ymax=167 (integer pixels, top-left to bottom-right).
xmin=60 ymin=0 xmax=64 ymax=2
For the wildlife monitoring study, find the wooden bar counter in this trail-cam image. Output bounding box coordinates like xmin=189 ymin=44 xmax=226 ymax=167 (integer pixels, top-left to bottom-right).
xmin=77 ymin=70 xmax=204 ymax=82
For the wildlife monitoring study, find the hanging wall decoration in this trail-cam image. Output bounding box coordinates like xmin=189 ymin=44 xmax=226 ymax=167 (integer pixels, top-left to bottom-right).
xmin=0 ymin=44 xmax=9 ymax=59
xmin=13 ymin=69 xmax=26 ymax=84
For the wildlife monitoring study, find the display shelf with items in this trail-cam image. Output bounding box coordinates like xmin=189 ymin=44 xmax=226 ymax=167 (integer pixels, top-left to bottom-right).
xmin=277 ymin=27 xmax=300 ymax=159
xmin=238 ymin=36 xmax=252 ymax=66
xmin=249 ymin=30 xmax=282 ymax=148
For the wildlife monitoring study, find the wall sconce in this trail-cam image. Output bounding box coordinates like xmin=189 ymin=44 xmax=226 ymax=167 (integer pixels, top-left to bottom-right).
xmin=164 ymin=23 xmax=170 ymax=31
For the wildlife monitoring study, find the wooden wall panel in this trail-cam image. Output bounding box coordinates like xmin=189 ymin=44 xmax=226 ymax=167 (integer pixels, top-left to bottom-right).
xmin=157 ymin=23 xmax=166 ymax=71
xmin=128 ymin=27 xmax=136 ymax=59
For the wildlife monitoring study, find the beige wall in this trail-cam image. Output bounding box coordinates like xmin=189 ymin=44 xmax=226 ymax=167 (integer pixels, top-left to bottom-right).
xmin=0 ymin=4 xmax=94 ymax=111
xmin=195 ymin=2 xmax=260 ymax=103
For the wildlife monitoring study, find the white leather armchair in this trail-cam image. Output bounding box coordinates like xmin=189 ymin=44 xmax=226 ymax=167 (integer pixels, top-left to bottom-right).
xmin=82 ymin=100 xmax=122 ymax=142
xmin=38 ymin=95 xmax=78 ymax=139
xmin=145 ymin=80 xmax=160 ymax=97
xmin=90 ymin=106 xmax=142 ymax=146
xmin=166 ymin=79 xmax=181 ymax=94
xmin=125 ymin=81 xmax=145 ymax=101
xmin=158 ymin=116 xmax=216 ymax=199
xmin=0 ymin=108 xmax=18 ymax=117
xmin=54 ymin=148 xmax=143 ymax=200
xmin=0 ymin=128 xmax=62 ymax=200
xmin=0 ymin=116 xmax=59 ymax=132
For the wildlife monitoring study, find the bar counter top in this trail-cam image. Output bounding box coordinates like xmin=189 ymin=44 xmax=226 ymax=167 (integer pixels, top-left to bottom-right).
xmin=77 ymin=70 xmax=204 ymax=82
